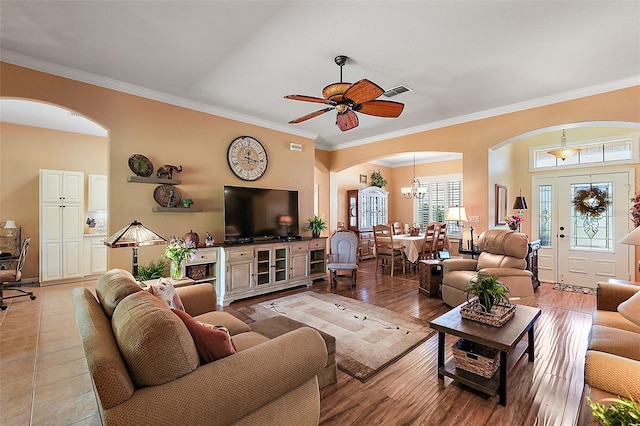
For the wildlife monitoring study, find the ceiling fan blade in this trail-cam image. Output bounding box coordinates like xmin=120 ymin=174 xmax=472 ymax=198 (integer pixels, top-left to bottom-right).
xmin=336 ymin=110 xmax=359 ymax=132
xmin=288 ymin=107 xmax=334 ymax=124
xmin=343 ymin=79 xmax=384 ymax=104
xmin=284 ymin=94 xmax=335 ymax=105
xmin=356 ymin=100 xmax=405 ymax=118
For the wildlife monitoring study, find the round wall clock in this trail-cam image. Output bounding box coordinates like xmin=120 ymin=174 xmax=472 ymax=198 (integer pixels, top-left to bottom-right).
xmin=227 ymin=136 xmax=268 ymax=181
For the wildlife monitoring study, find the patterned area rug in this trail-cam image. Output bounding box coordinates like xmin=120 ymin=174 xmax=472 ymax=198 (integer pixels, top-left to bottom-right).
xmin=244 ymin=292 xmax=435 ymax=381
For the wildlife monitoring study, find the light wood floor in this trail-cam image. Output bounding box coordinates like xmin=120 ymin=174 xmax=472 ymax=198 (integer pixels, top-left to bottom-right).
xmin=0 ymin=260 xmax=595 ymax=425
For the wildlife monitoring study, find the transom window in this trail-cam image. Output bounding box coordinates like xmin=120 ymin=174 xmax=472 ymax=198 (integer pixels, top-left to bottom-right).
xmin=533 ymin=136 xmax=635 ymax=169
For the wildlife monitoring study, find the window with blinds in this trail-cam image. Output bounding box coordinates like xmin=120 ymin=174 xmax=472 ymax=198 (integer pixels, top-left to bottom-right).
xmin=414 ymin=174 xmax=463 ymax=235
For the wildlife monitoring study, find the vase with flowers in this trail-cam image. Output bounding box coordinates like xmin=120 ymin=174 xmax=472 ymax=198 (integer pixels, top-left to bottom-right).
xmin=163 ymin=237 xmax=197 ymax=279
xmin=505 ymin=215 xmax=523 ymax=231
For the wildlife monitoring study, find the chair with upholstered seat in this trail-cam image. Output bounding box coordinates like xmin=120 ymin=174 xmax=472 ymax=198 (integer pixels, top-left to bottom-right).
xmin=326 ymin=230 xmax=359 ymax=289
xmin=1 ymin=238 xmax=35 ymax=310
xmin=373 ymin=224 xmax=406 ymax=276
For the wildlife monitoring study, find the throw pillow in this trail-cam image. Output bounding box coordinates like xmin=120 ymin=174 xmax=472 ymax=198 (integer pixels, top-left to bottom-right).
xmin=172 ymin=309 xmax=237 ymax=363
xmin=198 ymin=321 xmax=237 ymax=352
xmin=148 ymin=278 xmax=185 ymax=311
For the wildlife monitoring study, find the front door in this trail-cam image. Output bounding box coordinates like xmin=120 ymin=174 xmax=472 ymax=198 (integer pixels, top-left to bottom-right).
xmin=532 ymin=171 xmax=633 ymax=288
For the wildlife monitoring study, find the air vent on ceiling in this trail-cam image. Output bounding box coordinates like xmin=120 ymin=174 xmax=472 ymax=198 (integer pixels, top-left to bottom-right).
xmin=383 ymin=85 xmax=412 ymax=98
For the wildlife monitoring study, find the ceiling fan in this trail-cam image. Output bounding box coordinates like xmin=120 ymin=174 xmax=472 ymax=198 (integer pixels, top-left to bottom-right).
xmin=284 ymin=55 xmax=405 ymax=132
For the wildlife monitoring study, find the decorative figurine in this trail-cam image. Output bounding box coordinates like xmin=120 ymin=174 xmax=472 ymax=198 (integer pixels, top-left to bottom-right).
xmin=205 ymin=232 xmax=214 ymax=247
xmin=156 ymin=164 xmax=183 ymax=179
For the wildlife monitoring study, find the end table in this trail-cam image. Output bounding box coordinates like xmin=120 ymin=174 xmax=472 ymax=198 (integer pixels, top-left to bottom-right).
xmin=419 ymin=259 xmax=442 ymax=298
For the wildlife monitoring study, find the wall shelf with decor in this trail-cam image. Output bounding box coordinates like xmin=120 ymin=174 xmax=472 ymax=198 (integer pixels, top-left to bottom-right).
xmin=127 ymin=176 xmax=182 ymax=185
xmin=152 ymin=207 xmax=203 ymax=213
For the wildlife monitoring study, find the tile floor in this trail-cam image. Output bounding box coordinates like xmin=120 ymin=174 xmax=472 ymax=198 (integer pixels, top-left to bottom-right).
xmin=1 ymin=280 xmax=101 ymax=426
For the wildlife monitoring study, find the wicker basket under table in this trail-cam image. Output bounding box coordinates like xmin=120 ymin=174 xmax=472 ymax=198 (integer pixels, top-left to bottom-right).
xmin=452 ymin=339 xmax=500 ymax=379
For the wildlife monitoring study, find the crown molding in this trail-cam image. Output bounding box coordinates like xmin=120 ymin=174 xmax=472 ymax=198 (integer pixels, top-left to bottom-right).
xmin=325 ymin=76 xmax=640 ymax=151
xmin=0 ymin=50 xmax=318 ymax=141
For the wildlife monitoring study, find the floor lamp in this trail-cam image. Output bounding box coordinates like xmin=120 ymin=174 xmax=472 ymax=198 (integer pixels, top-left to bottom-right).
xmin=104 ymin=220 xmax=167 ymax=277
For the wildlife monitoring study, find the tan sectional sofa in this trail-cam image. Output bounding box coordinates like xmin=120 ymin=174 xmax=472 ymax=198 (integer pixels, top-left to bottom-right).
xmin=74 ymin=269 xmax=328 ymax=425
xmin=578 ymin=281 xmax=640 ymax=424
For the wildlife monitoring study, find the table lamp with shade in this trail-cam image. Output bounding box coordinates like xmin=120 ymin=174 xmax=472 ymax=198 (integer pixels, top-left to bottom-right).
xmin=3 ymin=220 xmax=17 ymax=237
xmin=446 ymin=206 xmax=472 ymax=249
xmin=104 ymin=220 xmax=166 ymax=277
xmin=618 ymin=226 xmax=640 ymax=273
xmin=513 ymin=190 xmax=528 ymax=232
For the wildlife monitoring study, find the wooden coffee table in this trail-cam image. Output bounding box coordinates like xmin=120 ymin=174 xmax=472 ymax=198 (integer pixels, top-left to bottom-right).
xmin=430 ymin=303 xmax=541 ymax=406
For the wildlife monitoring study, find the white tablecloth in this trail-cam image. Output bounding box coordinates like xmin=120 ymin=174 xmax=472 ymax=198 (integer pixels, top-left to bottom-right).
xmin=393 ymin=235 xmax=425 ymax=263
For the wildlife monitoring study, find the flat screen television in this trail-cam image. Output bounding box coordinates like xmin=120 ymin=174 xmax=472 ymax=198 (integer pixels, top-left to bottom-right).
xmin=224 ymin=186 xmax=300 ymax=242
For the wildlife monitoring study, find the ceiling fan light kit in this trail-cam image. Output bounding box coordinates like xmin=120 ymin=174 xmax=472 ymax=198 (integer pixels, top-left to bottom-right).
xmin=285 ymin=55 xmax=404 ymax=132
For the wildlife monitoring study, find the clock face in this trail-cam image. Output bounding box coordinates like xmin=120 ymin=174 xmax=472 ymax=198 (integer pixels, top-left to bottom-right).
xmin=227 ymin=136 xmax=268 ymax=181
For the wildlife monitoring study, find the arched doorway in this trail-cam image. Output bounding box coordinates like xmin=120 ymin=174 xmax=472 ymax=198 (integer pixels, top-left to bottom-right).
xmin=0 ymin=98 xmax=108 ymax=282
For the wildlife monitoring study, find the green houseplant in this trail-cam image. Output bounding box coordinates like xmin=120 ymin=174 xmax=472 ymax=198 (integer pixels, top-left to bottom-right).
xmin=464 ymin=272 xmax=511 ymax=313
xmin=137 ymin=258 xmax=169 ymax=281
xmin=304 ymin=215 xmax=327 ymax=238
xmin=587 ymin=395 xmax=640 ymax=426
xmin=371 ymin=170 xmax=387 ymax=188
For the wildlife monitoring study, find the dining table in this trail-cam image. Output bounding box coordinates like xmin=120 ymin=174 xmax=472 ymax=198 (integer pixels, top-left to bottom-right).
xmin=393 ymin=234 xmax=426 ymax=263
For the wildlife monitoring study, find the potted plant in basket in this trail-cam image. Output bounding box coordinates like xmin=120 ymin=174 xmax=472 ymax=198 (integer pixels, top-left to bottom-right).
xmin=465 ymin=272 xmax=511 ymax=313
xmin=304 ymin=215 xmax=327 ymax=238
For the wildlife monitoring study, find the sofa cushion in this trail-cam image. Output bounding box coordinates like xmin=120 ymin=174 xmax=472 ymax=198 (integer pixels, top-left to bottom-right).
xmin=148 ymin=278 xmax=185 ymax=311
xmin=172 ymin=309 xmax=236 ymax=363
xmin=95 ymin=269 xmax=142 ymax=319
xmin=588 ymin=324 xmax=640 ymax=361
xmin=592 ymin=310 xmax=640 ymax=334
xmin=112 ymin=291 xmax=199 ymax=387
xmin=194 ymin=311 xmax=252 ymax=336
xmin=585 ymin=350 xmax=640 ymax=400
xmin=232 ymin=331 xmax=271 ymax=351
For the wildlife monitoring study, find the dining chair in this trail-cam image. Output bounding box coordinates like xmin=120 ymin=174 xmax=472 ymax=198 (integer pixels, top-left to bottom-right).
xmin=391 ymin=221 xmax=404 ymax=235
xmin=373 ymin=224 xmax=405 ymax=276
xmin=0 ymin=237 xmax=36 ymax=310
xmin=420 ymin=222 xmax=440 ymax=260
xmin=326 ymin=230 xmax=359 ymax=289
xmin=436 ymin=223 xmax=448 ymax=252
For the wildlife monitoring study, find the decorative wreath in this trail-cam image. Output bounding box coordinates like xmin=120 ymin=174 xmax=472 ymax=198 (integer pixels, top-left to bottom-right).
xmin=572 ymin=186 xmax=611 ymax=218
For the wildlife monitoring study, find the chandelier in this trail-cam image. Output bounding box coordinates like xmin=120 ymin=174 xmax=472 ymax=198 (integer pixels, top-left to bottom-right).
xmin=548 ymin=129 xmax=581 ymax=161
xmin=401 ymin=155 xmax=427 ymax=199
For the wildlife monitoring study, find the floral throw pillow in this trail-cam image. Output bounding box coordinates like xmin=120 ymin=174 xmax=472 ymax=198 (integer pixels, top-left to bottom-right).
xmin=147 ymin=278 xmax=185 ymax=311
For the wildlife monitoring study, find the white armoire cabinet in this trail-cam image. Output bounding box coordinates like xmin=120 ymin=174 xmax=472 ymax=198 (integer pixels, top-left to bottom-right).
xmin=40 ymin=169 xmax=84 ymax=282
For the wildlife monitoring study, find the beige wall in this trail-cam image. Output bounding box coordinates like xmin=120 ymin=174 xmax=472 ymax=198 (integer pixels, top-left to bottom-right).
xmin=1 ymin=62 xmax=315 ymax=276
xmin=0 ymin=122 xmax=108 ymax=278
xmin=2 ymin=61 xmax=639 ymax=281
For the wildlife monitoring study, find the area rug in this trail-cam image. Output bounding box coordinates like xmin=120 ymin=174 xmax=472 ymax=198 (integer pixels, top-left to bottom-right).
xmin=553 ymin=283 xmax=597 ymax=295
xmin=244 ymin=291 xmax=435 ymax=381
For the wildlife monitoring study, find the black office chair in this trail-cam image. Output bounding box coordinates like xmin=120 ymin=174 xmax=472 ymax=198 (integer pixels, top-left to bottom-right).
xmin=0 ymin=237 xmax=36 ymax=310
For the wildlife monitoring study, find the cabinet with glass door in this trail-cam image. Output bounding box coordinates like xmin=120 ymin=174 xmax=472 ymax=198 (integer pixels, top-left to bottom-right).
xmin=347 ymin=187 xmax=388 ymax=260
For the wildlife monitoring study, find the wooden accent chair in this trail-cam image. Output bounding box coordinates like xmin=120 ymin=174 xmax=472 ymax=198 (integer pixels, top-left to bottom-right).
xmin=373 ymin=224 xmax=406 ymax=276
xmin=391 ymin=221 xmax=404 ymax=235
xmin=420 ymin=222 xmax=440 ymax=260
xmin=326 ymin=230 xmax=359 ymax=289
xmin=0 ymin=238 xmax=35 ymax=310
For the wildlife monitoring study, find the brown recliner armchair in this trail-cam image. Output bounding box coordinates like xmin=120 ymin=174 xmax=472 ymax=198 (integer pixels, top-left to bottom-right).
xmin=441 ymin=229 xmax=536 ymax=307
